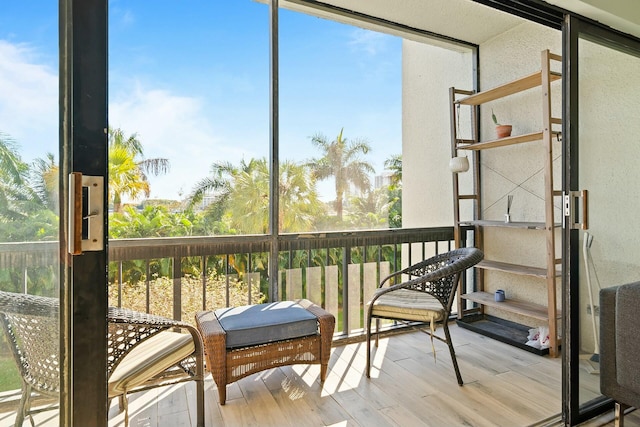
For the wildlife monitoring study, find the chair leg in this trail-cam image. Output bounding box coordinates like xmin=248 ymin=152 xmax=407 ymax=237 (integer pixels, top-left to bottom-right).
xmin=196 ymin=378 xmax=204 ymax=427
xmin=366 ymin=316 xmax=372 ymax=378
xmin=442 ymin=321 xmax=463 ymax=385
xmin=320 ymin=363 xmax=328 ymax=383
xmin=614 ymin=401 xmax=627 ymax=427
xmin=122 ymin=392 xmax=130 ymax=427
xmin=218 ymin=383 xmax=227 ymax=406
xmin=14 ymin=382 xmax=30 ymax=427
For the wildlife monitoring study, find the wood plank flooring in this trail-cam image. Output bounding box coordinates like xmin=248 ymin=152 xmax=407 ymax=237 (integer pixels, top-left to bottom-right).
xmin=117 ymin=324 xmax=566 ymax=427
xmin=1 ymin=323 xmax=628 ymax=427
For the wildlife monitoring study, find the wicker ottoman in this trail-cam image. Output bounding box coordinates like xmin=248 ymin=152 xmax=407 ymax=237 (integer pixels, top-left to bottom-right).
xmin=195 ymin=299 xmax=335 ymax=404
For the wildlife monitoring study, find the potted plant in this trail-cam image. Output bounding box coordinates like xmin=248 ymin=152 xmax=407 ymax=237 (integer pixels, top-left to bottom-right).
xmin=492 ymin=109 xmax=512 ymax=138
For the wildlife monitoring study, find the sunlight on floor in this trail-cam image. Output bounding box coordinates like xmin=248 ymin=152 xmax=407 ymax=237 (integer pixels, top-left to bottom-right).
xmin=371 ymin=337 xmax=389 ymax=378
xmin=579 ymin=353 xmax=600 ymax=376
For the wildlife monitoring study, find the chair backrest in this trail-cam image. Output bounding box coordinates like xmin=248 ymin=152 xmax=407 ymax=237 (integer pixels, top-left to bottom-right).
xmin=0 ymin=291 xmax=60 ymax=395
xmin=397 ymin=247 xmax=483 ymax=310
xmin=601 ymin=282 xmax=640 ymax=409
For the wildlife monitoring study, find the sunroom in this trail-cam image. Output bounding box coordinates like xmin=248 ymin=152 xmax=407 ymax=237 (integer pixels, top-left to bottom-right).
xmin=1 ymin=0 xmax=640 ymax=426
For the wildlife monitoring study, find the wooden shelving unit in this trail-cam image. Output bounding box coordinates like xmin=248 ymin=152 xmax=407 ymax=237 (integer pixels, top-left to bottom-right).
xmin=450 ymin=49 xmax=562 ymax=357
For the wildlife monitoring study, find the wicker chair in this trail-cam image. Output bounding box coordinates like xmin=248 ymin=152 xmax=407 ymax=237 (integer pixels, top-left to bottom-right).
xmin=0 ymin=291 xmax=204 ymax=427
xmin=365 ymin=247 xmax=483 ymax=385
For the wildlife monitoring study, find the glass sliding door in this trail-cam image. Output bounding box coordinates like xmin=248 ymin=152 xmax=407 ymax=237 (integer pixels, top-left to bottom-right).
xmin=0 ymin=3 xmax=62 ymax=425
xmin=2 ymin=1 xmax=109 ymax=426
xmin=564 ymin=15 xmax=640 ymax=425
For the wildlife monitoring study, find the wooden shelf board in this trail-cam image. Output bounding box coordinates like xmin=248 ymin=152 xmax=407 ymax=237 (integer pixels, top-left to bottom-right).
xmin=455 ymin=71 xmax=562 ymax=106
xmin=461 ymin=291 xmax=557 ymax=321
xmin=475 ymin=260 xmax=561 ymax=278
xmin=457 ymin=131 xmax=561 ymax=150
xmin=459 ymin=220 xmax=561 ymax=230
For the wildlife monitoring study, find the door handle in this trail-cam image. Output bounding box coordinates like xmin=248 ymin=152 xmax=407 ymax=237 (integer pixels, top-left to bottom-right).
xmin=564 ymin=190 xmax=588 ymax=230
xmin=68 ymin=172 xmax=104 ymax=255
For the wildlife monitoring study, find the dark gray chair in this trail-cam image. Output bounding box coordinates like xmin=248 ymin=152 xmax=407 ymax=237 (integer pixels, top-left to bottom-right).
xmin=365 ymin=247 xmax=483 ymax=385
xmin=600 ymin=282 xmax=640 ymax=427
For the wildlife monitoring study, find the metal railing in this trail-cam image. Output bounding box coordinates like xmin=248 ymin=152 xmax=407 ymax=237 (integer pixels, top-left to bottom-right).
xmin=0 ymin=226 xmax=464 ymax=338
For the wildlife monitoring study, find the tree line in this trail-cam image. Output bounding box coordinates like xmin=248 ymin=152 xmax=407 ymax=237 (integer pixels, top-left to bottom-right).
xmin=0 ymin=127 xmax=402 ymax=242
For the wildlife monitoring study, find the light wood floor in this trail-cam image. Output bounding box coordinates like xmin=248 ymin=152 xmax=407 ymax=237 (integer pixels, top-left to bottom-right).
xmin=3 ymin=323 xmax=629 ymax=427
xmin=114 ymin=324 xmax=565 ymax=427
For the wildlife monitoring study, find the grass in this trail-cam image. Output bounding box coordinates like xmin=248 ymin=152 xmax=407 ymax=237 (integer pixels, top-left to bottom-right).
xmin=0 ymin=355 xmax=21 ymax=392
xmin=109 ymin=275 xmax=265 ymax=325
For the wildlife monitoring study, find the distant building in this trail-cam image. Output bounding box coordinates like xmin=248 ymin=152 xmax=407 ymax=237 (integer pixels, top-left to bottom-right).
xmin=375 ymin=172 xmax=393 ymax=189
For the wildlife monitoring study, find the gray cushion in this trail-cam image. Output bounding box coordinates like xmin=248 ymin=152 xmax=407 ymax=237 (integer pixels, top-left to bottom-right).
xmin=616 ymin=283 xmax=640 ymax=393
xmin=215 ymin=301 xmax=318 ymax=349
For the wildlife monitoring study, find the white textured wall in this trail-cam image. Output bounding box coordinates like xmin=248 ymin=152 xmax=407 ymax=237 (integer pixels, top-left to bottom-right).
xmin=402 ymin=42 xmax=474 ymax=228
xmin=577 ymin=38 xmax=640 ymax=353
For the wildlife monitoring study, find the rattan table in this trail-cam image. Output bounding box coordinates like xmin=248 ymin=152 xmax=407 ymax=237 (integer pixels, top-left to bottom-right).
xmin=195 ymin=299 xmax=335 ymax=404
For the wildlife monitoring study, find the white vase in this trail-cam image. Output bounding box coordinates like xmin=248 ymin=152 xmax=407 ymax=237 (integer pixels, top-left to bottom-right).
xmin=449 ymin=156 xmax=469 ymax=173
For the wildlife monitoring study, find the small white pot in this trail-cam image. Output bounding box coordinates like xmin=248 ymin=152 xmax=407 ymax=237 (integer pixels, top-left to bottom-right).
xmin=449 ymin=156 xmax=469 ymax=173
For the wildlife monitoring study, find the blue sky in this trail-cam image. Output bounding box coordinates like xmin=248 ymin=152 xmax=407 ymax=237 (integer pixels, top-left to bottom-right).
xmin=1 ymin=1 xmax=402 ymax=201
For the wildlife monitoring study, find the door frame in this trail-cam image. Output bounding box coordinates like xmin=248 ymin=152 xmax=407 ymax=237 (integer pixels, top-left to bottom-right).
xmin=562 ymin=14 xmax=640 ymax=426
xmin=59 ymin=0 xmax=109 ymax=425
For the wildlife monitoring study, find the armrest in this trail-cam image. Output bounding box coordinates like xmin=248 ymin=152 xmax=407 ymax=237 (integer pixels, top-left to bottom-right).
xmin=600 ymin=283 xmax=640 ymax=409
xmin=614 ymin=283 xmax=640 ymax=393
xmin=600 ymin=285 xmax=618 ymax=397
xmin=107 ymin=307 xmax=203 ymax=377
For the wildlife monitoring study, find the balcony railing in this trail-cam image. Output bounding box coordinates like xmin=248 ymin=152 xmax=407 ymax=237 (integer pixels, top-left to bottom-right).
xmin=0 ymin=226 xmax=467 ymax=338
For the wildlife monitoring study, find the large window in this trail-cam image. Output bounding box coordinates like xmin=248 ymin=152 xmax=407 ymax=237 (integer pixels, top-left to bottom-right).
xmin=107 ymin=2 xmax=402 ymax=238
xmin=108 ymin=1 xmax=270 ymax=236
xmin=0 ymin=2 xmax=61 ymax=424
xmin=279 ymin=9 xmax=402 ymax=232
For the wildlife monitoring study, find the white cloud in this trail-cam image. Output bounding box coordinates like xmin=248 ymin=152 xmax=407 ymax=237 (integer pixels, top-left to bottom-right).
xmin=110 ymin=83 xmax=247 ymax=201
xmin=121 ymin=10 xmax=135 ymax=26
xmin=348 ymin=29 xmax=387 ymax=56
xmin=0 ymin=40 xmax=58 ymax=158
xmin=1 ymin=38 xmax=248 ymax=201
xmin=109 ymin=0 xmax=135 ymax=28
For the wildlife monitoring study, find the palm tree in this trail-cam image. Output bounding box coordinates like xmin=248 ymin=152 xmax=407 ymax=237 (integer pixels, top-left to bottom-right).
xmin=188 ymin=158 xmax=324 ymax=234
xmin=108 ymin=127 xmax=170 ymax=212
xmin=384 ymin=154 xmax=402 ymax=228
xmin=307 ymin=128 xmax=375 ymax=221
xmin=187 ymin=159 xmax=253 ymax=214
xmin=0 ymin=132 xmax=37 ymax=221
xmin=346 ymin=187 xmax=394 ymax=229
xmin=278 ymin=160 xmax=324 ymax=232
xmin=222 ymin=158 xmax=269 ymax=233
xmin=384 ymin=154 xmax=402 ymax=189
xmin=31 ymin=153 xmax=59 ymax=213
